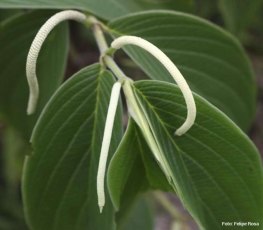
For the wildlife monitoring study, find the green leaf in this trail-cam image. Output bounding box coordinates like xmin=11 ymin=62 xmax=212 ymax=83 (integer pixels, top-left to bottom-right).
xmin=3 ymin=127 xmax=30 ymax=190
xmin=108 ymin=118 xmax=171 ymax=230
xmin=22 ymin=64 xmax=123 ymax=230
xmin=108 ymin=11 xmax=257 ymax=131
xmin=131 ymin=80 xmax=263 ymax=229
xmin=107 ymin=119 xmax=149 ymax=211
xmin=108 ymin=118 xmax=171 ymax=210
xmin=0 ymin=11 xmax=69 ymax=140
xmin=0 ymin=9 xmax=21 ymax=21
xmin=218 ymin=0 xmax=263 ymax=35
xmin=117 ymin=195 xmax=154 ymax=230
xmin=0 ymin=0 xmax=194 ymax=20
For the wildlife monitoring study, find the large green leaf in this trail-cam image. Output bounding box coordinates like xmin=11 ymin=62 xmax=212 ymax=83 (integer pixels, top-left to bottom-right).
xmin=218 ymin=0 xmax=263 ymax=35
xmin=0 ymin=11 xmax=68 ymax=139
xmin=108 ymin=118 xmax=171 ymax=230
xmin=128 ymin=80 xmax=262 ymax=229
xmin=108 ymin=118 xmax=171 ymax=210
xmin=0 ymin=0 xmax=194 ymax=20
xmin=22 ymin=64 xmax=123 ymax=230
xmin=108 ymin=11 xmax=257 ymax=131
xmin=107 ymin=119 xmax=148 ymax=211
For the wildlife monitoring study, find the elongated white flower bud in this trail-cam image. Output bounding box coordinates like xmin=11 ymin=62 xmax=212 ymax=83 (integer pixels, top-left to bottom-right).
xmin=97 ymin=81 xmax=122 ymax=213
xmin=111 ymin=36 xmax=196 ymax=136
xmin=26 ymin=10 xmax=86 ymax=115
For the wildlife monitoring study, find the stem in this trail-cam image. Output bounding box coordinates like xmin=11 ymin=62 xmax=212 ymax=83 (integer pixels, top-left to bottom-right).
xmin=104 ymin=56 xmax=128 ymax=81
xmin=90 ymin=22 xmax=128 ymax=81
xmin=153 ymin=191 xmax=188 ymax=223
xmin=92 ymin=23 xmax=108 ymax=54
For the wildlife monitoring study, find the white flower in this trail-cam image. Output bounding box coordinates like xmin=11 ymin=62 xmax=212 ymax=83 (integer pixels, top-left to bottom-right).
xmin=111 ymin=36 xmax=196 ymax=136
xmin=97 ymin=81 xmax=122 ymax=213
xmin=26 ymin=10 xmax=86 ymax=115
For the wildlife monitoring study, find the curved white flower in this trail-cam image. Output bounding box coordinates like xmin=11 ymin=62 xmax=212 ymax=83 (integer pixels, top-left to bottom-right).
xmin=26 ymin=10 xmax=86 ymax=115
xmin=111 ymin=36 xmax=196 ymax=136
xmin=97 ymin=81 xmax=122 ymax=213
